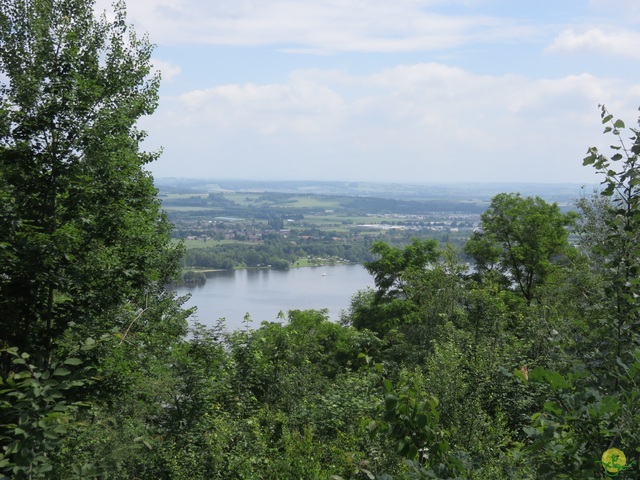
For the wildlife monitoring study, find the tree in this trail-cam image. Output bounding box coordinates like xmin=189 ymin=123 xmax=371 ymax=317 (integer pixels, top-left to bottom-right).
xmin=465 ymin=193 xmax=575 ymax=305
xmin=522 ymin=107 xmax=640 ymax=478
xmin=344 ymin=239 xmax=441 ymax=335
xmin=0 ymin=0 xmax=183 ymax=361
xmin=582 ymin=106 xmax=640 ymax=369
xmin=365 ymin=238 xmax=440 ymax=303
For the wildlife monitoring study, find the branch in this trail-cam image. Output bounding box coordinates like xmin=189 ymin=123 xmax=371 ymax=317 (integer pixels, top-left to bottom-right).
xmin=119 ymin=308 xmax=147 ymax=346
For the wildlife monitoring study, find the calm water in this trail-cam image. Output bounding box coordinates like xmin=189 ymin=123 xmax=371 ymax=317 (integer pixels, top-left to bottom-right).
xmin=171 ymin=264 xmax=374 ymax=331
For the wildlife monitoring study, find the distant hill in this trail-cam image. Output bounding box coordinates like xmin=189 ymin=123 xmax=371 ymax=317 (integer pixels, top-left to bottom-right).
xmin=154 ymin=178 xmax=592 ymax=206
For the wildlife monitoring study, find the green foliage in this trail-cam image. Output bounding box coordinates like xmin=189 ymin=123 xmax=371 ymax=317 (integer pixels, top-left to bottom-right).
xmin=523 ymin=358 xmax=640 ymax=479
xmin=345 ymin=239 xmax=442 ymax=335
xmin=0 ymin=341 xmax=98 ymax=479
xmin=4 ymin=1 xmax=640 ymax=477
xmin=465 ymin=193 xmax=575 ymax=305
xmin=182 ymin=270 xmax=207 ymax=283
xmin=182 ymin=235 xmax=375 ymax=269
xmin=367 ymin=365 xmax=468 ymax=479
xmin=0 ymin=0 xmax=183 ymax=361
xmin=521 ymin=107 xmax=640 ymax=479
xmin=366 ymin=239 xmax=441 ymax=303
xmin=582 ymin=105 xmax=640 ymax=374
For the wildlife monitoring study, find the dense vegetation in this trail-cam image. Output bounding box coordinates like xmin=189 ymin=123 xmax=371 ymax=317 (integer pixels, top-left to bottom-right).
xmin=1 ymin=2 xmax=640 ymax=479
xmin=181 ymin=235 xmax=377 ymax=271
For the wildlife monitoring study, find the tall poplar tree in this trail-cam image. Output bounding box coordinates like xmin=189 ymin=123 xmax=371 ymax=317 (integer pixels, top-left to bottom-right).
xmin=0 ymin=0 xmax=183 ymax=361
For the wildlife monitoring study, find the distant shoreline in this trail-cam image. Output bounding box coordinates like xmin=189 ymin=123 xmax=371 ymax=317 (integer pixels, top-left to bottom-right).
xmin=183 ymin=261 xmax=359 ymax=275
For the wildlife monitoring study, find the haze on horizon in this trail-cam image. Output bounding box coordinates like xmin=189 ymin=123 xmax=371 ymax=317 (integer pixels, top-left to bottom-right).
xmin=95 ymin=0 xmax=640 ymax=185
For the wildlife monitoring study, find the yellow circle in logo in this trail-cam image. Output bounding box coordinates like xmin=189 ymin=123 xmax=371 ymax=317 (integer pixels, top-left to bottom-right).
xmin=601 ymin=448 xmax=626 ymax=474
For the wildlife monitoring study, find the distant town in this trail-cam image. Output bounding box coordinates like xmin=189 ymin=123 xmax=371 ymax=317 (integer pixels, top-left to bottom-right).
xmin=158 ymin=179 xmax=584 ymax=273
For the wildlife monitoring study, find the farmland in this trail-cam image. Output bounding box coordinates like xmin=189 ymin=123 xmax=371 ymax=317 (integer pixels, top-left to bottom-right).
xmin=158 ymin=179 xmax=582 ymax=270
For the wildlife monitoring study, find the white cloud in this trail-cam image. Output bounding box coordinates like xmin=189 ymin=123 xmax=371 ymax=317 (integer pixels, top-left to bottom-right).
xmin=146 ymin=63 xmax=639 ymax=183
xmin=151 ymin=58 xmax=182 ymax=81
xmin=177 ymin=78 xmax=345 ymax=134
xmin=95 ymin=0 xmax=530 ymax=52
xmin=547 ymin=28 xmax=640 ymax=59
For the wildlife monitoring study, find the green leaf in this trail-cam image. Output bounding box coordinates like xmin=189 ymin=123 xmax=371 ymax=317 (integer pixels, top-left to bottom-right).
xmin=602 ymin=114 xmax=613 ymax=124
xmin=34 ymin=463 xmax=52 ymax=473
xmin=614 ymin=119 xmax=625 ymax=128
xmin=543 ymin=401 xmax=562 ymax=416
xmin=52 ymin=368 xmax=71 ymax=377
xmin=529 ymin=367 xmax=571 ymax=389
xmin=385 ymin=394 xmax=398 ymax=410
xmin=599 ymin=396 xmax=620 ymax=415
xmin=63 ymin=358 xmax=82 ymax=366
xmin=382 ymin=378 xmax=393 ymax=393
xmin=416 ymin=413 xmax=428 ymax=429
xmin=513 ymin=367 xmax=528 ymax=382
xmin=81 ymin=338 xmax=96 ymax=351
xmin=602 ymin=184 xmax=616 ymax=196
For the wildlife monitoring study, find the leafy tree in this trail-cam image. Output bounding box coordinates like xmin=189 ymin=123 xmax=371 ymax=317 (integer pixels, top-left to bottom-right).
xmin=465 ymin=193 xmax=575 ymax=305
xmin=366 ymin=239 xmax=440 ymax=304
xmin=582 ymin=106 xmax=640 ymax=373
xmin=344 ymin=239 xmax=441 ymax=336
xmin=0 ymin=1 xmax=192 ymax=477
xmin=523 ymin=107 xmax=640 ymax=478
xmin=0 ymin=0 xmax=183 ymax=361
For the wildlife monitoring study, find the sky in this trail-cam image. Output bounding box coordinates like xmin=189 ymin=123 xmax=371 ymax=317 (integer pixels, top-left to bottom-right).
xmin=95 ymin=0 xmax=640 ymax=184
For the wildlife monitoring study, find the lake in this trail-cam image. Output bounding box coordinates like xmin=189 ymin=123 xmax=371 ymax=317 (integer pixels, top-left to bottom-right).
xmin=171 ymin=264 xmax=374 ymax=331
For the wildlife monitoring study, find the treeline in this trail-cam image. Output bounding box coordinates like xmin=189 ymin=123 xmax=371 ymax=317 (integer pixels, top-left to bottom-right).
xmin=162 ymin=192 xmax=486 ymax=219
xmin=182 ymin=236 xmax=377 ymax=270
xmin=341 ymin=196 xmax=486 ymax=215
xmin=159 ymin=192 xmax=237 ymax=208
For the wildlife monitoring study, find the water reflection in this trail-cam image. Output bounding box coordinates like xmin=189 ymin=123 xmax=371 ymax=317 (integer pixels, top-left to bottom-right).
xmin=172 ymin=264 xmax=373 ymax=331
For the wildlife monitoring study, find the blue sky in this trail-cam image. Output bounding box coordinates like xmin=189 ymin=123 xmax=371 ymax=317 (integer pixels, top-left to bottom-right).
xmin=96 ymin=0 xmax=640 ymax=184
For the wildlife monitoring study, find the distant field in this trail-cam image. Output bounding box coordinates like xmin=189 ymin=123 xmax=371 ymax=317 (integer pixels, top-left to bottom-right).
xmin=161 ymin=193 xmax=208 ymax=199
xmin=222 ymin=192 xmax=341 ymax=209
xmin=161 ymin=206 xmax=214 ymax=211
xmin=285 ymin=197 xmax=341 ymax=208
xmin=162 ymin=182 xmax=481 ymax=254
xmin=173 ymin=239 xmax=257 ymax=249
xmin=222 ymin=193 xmax=258 ymax=206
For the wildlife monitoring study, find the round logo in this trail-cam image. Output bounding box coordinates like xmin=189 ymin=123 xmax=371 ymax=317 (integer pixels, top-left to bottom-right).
xmin=601 ymin=448 xmax=626 ymax=475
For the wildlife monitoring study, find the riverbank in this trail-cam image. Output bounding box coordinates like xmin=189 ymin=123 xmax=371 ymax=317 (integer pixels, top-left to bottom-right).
xmin=183 ymin=258 xmax=358 ymax=274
